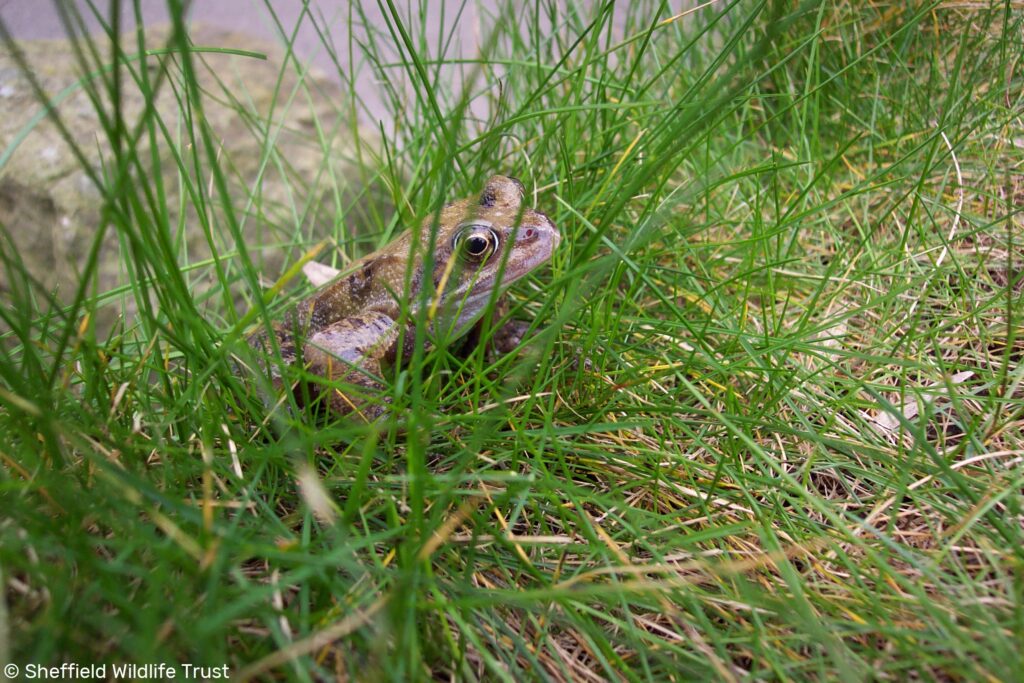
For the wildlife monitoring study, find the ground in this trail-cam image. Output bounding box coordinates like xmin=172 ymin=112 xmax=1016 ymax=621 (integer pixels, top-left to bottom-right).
xmin=1 ymin=2 xmax=1022 ymax=681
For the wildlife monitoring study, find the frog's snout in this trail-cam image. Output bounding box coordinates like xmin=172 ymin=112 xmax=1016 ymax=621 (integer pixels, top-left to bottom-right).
xmin=516 ymin=211 xmax=560 ymax=251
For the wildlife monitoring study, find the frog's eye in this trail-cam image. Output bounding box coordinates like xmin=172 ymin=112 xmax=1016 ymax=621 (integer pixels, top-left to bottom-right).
xmin=453 ymin=224 xmax=499 ymax=263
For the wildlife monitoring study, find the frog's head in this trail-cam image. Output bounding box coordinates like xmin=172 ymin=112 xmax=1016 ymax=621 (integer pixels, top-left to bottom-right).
xmin=428 ymin=175 xmax=560 ymax=334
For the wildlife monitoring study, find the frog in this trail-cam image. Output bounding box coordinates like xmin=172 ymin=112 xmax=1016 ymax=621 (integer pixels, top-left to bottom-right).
xmin=245 ymin=175 xmax=560 ymax=420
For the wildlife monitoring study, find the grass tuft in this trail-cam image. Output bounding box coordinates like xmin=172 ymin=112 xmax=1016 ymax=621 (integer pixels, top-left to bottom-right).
xmin=1 ymin=1 xmax=1022 ymax=679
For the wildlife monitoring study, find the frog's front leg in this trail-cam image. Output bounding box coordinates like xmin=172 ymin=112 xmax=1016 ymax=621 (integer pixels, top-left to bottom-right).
xmin=303 ymin=311 xmax=399 ymax=420
xmin=460 ymin=296 xmax=531 ymax=359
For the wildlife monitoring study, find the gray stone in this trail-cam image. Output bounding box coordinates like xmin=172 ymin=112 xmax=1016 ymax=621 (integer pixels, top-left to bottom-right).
xmin=0 ymin=24 xmax=376 ymax=337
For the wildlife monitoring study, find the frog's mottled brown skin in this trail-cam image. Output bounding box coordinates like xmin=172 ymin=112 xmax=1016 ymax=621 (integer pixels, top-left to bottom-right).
xmin=247 ymin=175 xmax=559 ymax=419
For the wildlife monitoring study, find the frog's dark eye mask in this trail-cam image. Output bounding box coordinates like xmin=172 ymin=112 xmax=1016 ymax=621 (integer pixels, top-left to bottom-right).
xmin=453 ymin=221 xmax=499 ymax=264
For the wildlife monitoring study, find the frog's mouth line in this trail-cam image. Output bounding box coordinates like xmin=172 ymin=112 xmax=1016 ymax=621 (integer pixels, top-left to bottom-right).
xmin=445 ymin=256 xmax=538 ymax=313
xmin=477 ymin=218 xmax=559 ymax=292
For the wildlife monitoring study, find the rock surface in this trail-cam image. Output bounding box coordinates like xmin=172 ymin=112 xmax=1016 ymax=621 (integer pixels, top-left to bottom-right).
xmin=0 ymin=24 xmax=374 ymax=337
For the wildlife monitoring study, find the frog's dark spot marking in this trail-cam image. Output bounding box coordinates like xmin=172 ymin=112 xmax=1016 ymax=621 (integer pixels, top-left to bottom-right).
xmin=277 ymin=340 xmax=297 ymax=364
xmin=479 ymin=188 xmax=497 ymax=207
xmin=347 ymin=259 xmax=376 ymax=296
xmin=406 ymin=267 xmax=423 ymax=297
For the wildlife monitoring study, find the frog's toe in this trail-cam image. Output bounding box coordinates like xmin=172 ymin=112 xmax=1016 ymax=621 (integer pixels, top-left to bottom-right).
xmin=491 ymin=319 xmax=530 ymax=356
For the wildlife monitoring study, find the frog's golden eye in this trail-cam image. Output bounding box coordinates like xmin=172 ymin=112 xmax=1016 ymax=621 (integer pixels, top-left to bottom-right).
xmin=453 ymin=224 xmax=499 ymax=263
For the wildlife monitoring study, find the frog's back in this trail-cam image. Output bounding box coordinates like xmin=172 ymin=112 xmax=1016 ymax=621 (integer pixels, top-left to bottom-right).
xmin=306 ymin=250 xmax=415 ymax=333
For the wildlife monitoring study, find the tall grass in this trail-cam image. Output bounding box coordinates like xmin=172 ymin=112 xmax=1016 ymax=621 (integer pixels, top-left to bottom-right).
xmin=1 ymin=0 xmax=1022 ymax=679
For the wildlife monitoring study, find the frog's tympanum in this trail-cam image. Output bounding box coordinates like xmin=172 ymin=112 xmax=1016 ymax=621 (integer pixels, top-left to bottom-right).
xmin=246 ymin=175 xmax=559 ymax=419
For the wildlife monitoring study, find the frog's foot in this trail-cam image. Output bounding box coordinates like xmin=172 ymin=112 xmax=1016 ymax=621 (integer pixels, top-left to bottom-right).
xmin=458 ymin=296 xmax=532 ymax=360
xmin=488 ymin=318 xmax=531 ymax=357
xmin=457 ymin=316 xmax=532 ymax=361
xmin=303 ymin=311 xmax=398 ymax=419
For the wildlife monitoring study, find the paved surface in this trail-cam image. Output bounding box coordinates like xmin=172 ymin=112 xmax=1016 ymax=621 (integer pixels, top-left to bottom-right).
xmin=0 ymin=0 xmax=486 ymax=125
